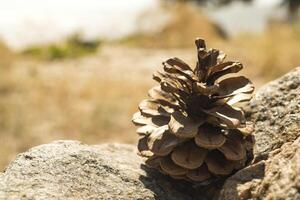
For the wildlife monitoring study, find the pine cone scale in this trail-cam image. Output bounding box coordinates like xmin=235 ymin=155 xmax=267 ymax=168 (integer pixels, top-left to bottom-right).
xmin=165 ymin=57 xmax=193 ymax=71
xmin=148 ymin=86 xmax=178 ymax=106
xmin=147 ymin=126 xmax=179 ymax=156
xmin=171 ymin=141 xmax=207 ymax=169
xmin=160 ymin=157 xmax=188 ymax=176
xmin=169 ymin=111 xmax=204 ymax=138
xmin=218 ymin=139 xmax=246 ymax=161
xmin=138 ymin=99 xmax=173 ymax=117
xmin=186 ymin=164 xmax=211 ymax=182
xmin=136 ymin=125 xmax=156 ymax=136
xmin=217 ymin=76 xmax=254 ymax=97
xmin=208 ymin=104 xmax=245 ymax=128
xmin=205 ymin=151 xmax=234 ymax=175
xmin=194 ymin=124 xmax=226 ymax=149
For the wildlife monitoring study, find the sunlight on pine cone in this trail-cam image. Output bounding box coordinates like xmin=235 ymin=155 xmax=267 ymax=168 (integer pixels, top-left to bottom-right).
xmin=132 ymin=38 xmax=255 ymax=183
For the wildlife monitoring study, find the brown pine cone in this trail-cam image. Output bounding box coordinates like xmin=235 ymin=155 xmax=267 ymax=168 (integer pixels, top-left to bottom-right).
xmin=132 ymin=38 xmax=254 ymax=183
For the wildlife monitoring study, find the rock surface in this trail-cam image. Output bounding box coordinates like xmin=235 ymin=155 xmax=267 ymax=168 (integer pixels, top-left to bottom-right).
xmin=247 ymin=67 xmax=300 ymax=161
xmin=0 ymin=141 xmax=198 ymax=200
xmin=0 ymin=67 xmax=299 ymax=200
xmin=219 ymin=137 xmax=300 ymax=200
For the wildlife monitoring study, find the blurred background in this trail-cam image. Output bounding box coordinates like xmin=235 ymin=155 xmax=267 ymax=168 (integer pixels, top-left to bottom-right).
xmin=0 ymin=0 xmax=299 ymax=170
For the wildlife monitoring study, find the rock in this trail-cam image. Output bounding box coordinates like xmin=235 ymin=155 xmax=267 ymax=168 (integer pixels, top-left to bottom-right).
xmin=0 ymin=68 xmax=299 ymax=199
xmin=0 ymin=141 xmax=197 ymax=200
xmin=218 ymin=137 xmax=300 ymax=200
xmin=247 ymin=67 xmax=300 ymax=161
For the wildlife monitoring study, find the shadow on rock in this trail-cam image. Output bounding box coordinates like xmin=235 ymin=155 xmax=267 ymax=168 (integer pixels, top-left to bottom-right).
xmin=139 ymin=164 xmax=225 ymax=200
xmin=139 ymin=164 xmax=195 ymax=200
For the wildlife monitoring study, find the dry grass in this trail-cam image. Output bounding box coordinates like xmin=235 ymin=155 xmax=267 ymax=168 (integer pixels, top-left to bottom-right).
xmin=214 ymin=23 xmax=300 ymax=83
xmin=0 ymin=41 xmax=13 ymax=67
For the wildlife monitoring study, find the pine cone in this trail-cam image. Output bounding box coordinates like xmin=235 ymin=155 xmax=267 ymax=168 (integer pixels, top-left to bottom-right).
xmin=132 ymin=38 xmax=254 ymax=183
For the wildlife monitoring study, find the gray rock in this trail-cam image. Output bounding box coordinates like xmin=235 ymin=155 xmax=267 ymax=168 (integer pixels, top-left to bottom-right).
xmin=219 ymin=137 xmax=300 ymax=200
xmin=247 ymin=67 xmax=300 ymax=161
xmin=0 ymin=141 xmax=197 ymax=200
xmin=0 ymin=67 xmax=299 ymax=200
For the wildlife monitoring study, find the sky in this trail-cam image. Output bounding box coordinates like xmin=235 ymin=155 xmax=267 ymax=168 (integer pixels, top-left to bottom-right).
xmin=0 ymin=0 xmax=284 ymax=50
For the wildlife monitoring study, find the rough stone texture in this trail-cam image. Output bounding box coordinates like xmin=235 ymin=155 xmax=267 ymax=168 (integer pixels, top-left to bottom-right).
xmin=247 ymin=67 xmax=300 ymax=161
xmin=0 ymin=141 xmax=199 ymax=200
xmin=0 ymin=67 xmax=299 ymax=200
xmin=219 ymin=137 xmax=300 ymax=200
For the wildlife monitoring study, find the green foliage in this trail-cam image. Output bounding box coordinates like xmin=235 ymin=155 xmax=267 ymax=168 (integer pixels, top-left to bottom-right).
xmin=22 ymin=34 xmax=101 ymax=60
